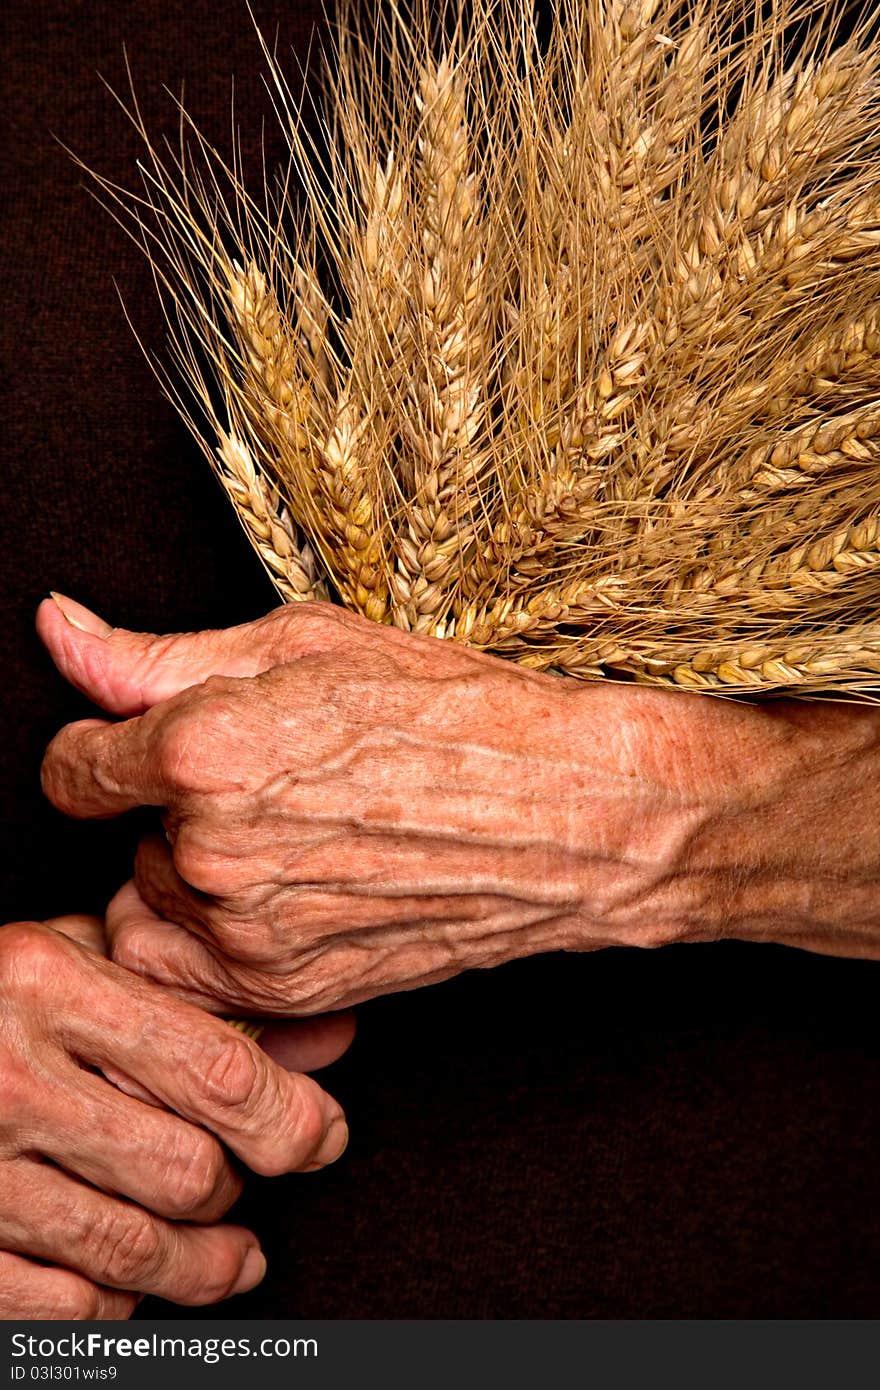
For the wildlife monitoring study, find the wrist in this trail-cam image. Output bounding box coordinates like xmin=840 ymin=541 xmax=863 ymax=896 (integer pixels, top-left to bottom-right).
xmin=464 ymin=676 xmax=880 ymax=964
xmin=495 ymin=676 xmax=725 ymax=954
xmin=538 ymin=680 xmax=807 ymax=953
xmin=684 ymin=698 xmax=880 ymax=950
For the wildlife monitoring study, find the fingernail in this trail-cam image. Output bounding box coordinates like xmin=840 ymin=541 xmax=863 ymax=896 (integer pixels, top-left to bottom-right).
xmin=231 ymin=1245 xmax=267 ymax=1296
xmin=49 ymin=592 xmax=112 ymax=639
xmin=315 ymin=1114 xmax=349 ymax=1167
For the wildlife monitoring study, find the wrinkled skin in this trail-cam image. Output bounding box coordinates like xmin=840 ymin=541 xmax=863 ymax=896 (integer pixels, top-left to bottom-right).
xmin=39 ymin=595 xmax=880 ymax=1016
xmin=0 ymin=913 xmax=353 ymax=1319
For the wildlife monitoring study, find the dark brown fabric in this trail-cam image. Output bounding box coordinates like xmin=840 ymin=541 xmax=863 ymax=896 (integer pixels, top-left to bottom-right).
xmin=2 ymin=0 xmax=880 ymax=1319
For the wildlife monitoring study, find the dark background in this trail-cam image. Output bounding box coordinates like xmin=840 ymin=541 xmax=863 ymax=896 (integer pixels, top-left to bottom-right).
xmin=2 ymin=0 xmax=880 ymax=1319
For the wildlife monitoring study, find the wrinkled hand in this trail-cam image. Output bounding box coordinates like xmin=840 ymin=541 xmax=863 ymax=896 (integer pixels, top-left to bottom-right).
xmin=40 ymin=594 xmax=628 ymax=1013
xmin=0 ymin=913 xmax=352 ymax=1319
xmin=38 ymin=594 xmax=880 ymax=1015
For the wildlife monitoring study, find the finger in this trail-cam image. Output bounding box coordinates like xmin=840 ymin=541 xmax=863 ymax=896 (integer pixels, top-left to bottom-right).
xmin=0 ymin=1249 xmax=137 ymax=1320
xmin=101 ymin=1063 xmax=168 ymax=1108
xmin=135 ymin=833 xmax=218 ymax=946
xmin=0 ymin=1159 xmax=265 ymax=1306
xmin=43 ymin=914 xmax=107 ymax=955
xmin=34 ymin=1062 xmax=243 ymax=1223
xmin=108 ymin=875 xmax=325 ymax=1016
xmin=259 ymin=1013 xmax=356 ymax=1072
xmin=107 ymin=1011 xmax=355 ymax=1073
xmin=41 ymin=709 xmax=172 ymax=817
xmin=133 ymin=833 xmax=333 ymax=985
xmin=106 ymin=877 xmax=257 ymax=1009
xmin=36 ymin=594 xmax=343 ymax=717
xmin=79 ymin=894 xmax=350 ymax=1175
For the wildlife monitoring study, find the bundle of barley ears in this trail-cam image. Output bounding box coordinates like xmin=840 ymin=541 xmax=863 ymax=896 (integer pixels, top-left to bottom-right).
xmin=87 ymin=0 xmax=880 ymax=695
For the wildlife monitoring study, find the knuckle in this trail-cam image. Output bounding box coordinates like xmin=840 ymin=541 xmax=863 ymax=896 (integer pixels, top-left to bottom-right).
xmin=105 ymin=902 xmax=162 ymax=980
xmin=58 ymin=1280 xmax=102 ymax=1321
xmin=268 ymin=601 xmax=343 ymax=660
xmin=155 ymin=708 xmax=206 ymax=791
xmin=252 ymin=1082 xmax=326 ymax=1177
xmin=0 ymin=1047 xmax=35 ymax=1122
xmin=189 ymin=1032 xmax=330 ymax=1173
xmin=172 ymin=831 xmax=242 ymax=897
xmin=155 ymin=686 xmax=239 ymax=795
xmin=197 ymin=678 xmax=244 ymax=738
xmin=171 ymin=835 xmax=216 ymax=893
xmin=199 ymin=673 xmax=238 ymax=701
xmin=292 ymin=1088 xmax=329 ymax=1161
xmin=162 ymin=1133 xmax=225 ymax=1219
xmin=107 ymin=920 xmax=152 ymax=976
xmin=191 ymin=1242 xmax=246 ymax=1304
xmin=90 ymin=1207 xmax=163 ymax=1288
xmin=198 ymin=1033 xmax=263 ymax=1115
xmin=0 ymin=1255 xmax=107 ymax=1322
xmin=40 ymin=727 xmax=94 ymax=814
xmin=0 ymin=922 xmax=71 ymax=1002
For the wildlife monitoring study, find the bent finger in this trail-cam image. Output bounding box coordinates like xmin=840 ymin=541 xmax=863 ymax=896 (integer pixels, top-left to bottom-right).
xmin=108 ymin=886 xmax=356 ymax=1065
xmin=134 ymin=833 xmax=220 ymax=947
xmin=0 ymin=1159 xmax=264 ymax=1306
xmin=77 ymin=891 xmax=350 ymax=1177
xmin=259 ymin=1013 xmax=356 ymax=1072
xmin=0 ymin=1249 xmax=137 ymax=1321
xmin=135 ymin=833 xmax=279 ymax=963
xmin=105 ymin=878 xmax=256 ymax=1008
xmin=41 ymin=713 xmax=172 ymax=818
xmin=33 ymin=1063 xmax=242 ymax=1223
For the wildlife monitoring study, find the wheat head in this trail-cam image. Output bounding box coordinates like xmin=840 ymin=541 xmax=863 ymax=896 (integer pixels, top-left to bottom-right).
xmin=82 ymin=0 xmax=880 ymax=698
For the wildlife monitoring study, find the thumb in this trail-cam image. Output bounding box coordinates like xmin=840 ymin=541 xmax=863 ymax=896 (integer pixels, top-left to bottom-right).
xmin=36 ymin=593 xmax=300 ymax=716
xmin=259 ymin=1013 xmax=357 ymax=1073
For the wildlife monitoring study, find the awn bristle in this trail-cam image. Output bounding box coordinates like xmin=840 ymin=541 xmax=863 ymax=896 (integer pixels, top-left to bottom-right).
xmin=85 ymin=0 xmax=880 ymax=697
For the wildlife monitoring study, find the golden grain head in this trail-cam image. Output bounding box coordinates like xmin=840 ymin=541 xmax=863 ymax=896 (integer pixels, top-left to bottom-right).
xmin=81 ymin=0 xmax=880 ymax=698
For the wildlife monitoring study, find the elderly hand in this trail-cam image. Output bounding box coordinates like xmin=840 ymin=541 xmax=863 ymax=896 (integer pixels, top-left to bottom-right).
xmin=0 ymin=912 xmax=352 ymax=1319
xmin=38 ymin=594 xmax=880 ymax=1015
